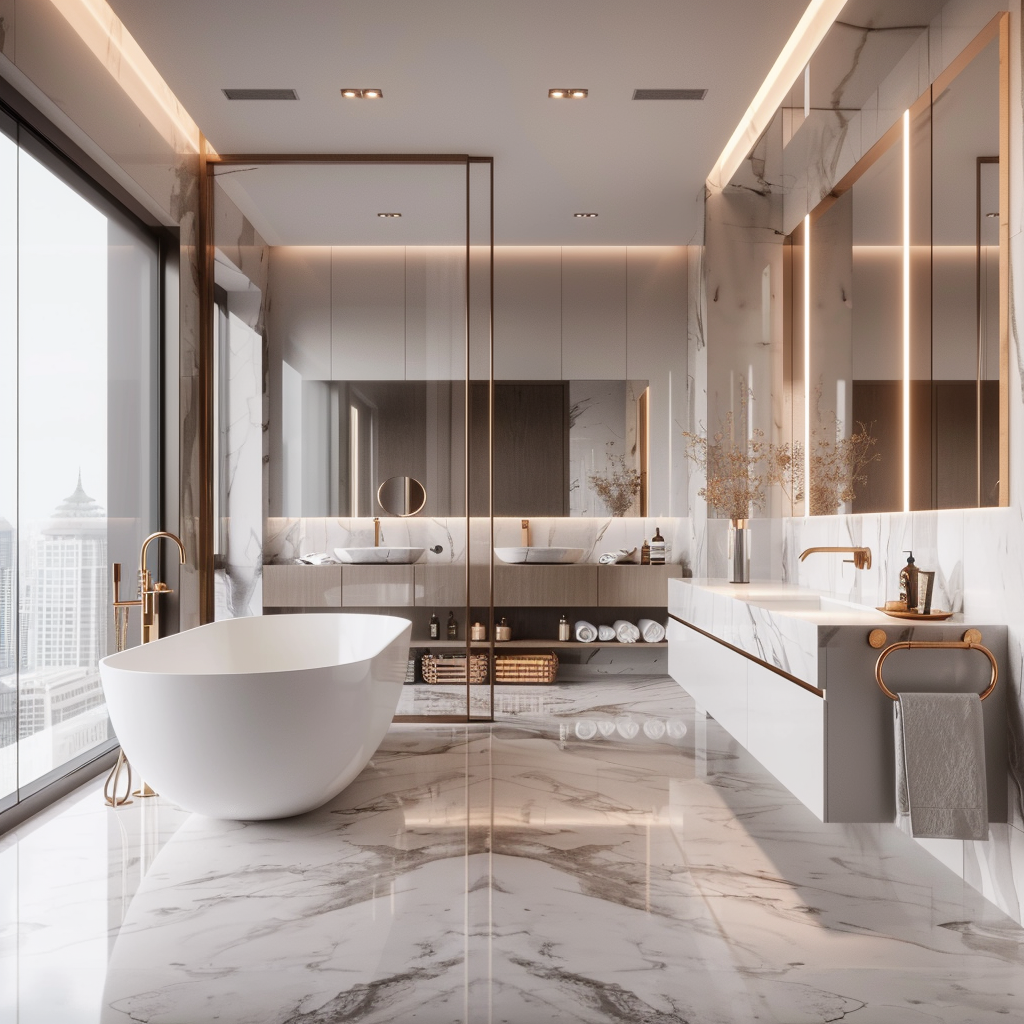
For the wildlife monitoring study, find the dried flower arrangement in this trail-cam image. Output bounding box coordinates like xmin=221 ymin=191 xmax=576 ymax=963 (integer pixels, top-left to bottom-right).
xmin=806 ymin=388 xmax=880 ymax=515
xmin=588 ymin=453 xmax=642 ymax=517
xmin=684 ymin=384 xmax=880 ymax=519
xmin=683 ymin=410 xmax=799 ymax=520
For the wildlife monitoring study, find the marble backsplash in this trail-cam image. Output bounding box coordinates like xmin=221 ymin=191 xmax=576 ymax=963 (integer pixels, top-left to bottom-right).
xmin=266 ymin=515 xmax=693 ymax=569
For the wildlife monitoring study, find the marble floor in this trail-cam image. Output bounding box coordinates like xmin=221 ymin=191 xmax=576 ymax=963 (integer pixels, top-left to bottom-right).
xmin=2 ymin=676 xmax=1023 ymax=1023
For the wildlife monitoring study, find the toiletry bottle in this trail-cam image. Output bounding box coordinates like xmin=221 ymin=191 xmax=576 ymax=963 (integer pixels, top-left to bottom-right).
xmin=641 ymin=540 xmax=651 ymax=566
xmin=471 ymin=621 xmax=486 ymax=641
xmin=650 ymin=528 xmax=666 ymax=565
xmin=558 ymin=614 xmax=571 ymax=641
xmin=495 ymin=616 xmax=511 ymax=642
xmin=447 ymin=611 xmax=458 ymax=640
xmin=899 ymin=552 xmax=919 ymax=611
xmin=429 ymin=612 xmax=440 ymax=640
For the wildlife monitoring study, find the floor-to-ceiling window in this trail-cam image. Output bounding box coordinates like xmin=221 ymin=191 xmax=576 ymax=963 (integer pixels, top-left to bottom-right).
xmin=0 ymin=107 xmax=159 ymax=814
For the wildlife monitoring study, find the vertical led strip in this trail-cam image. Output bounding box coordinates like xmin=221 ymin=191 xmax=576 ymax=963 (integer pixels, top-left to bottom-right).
xmin=902 ymin=109 xmax=911 ymax=513
xmin=803 ymin=214 xmax=811 ymax=515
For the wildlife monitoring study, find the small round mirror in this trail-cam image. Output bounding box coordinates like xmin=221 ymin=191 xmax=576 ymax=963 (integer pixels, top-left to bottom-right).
xmin=377 ymin=476 xmax=427 ymax=517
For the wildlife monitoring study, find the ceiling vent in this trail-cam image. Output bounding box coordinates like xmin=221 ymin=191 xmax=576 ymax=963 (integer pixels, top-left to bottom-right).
xmin=223 ymin=88 xmax=298 ymax=101
xmin=632 ymin=88 xmax=707 ymax=101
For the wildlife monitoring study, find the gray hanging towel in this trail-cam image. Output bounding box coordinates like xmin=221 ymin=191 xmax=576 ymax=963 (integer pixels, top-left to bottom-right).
xmin=894 ymin=692 xmax=988 ymax=840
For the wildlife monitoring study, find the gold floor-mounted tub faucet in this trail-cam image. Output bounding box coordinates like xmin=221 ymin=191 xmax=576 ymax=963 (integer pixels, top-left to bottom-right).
xmin=798 ymin=546 xmax=872 ymax=570
xmin=104 ymin=531 xmax=187 ymax=807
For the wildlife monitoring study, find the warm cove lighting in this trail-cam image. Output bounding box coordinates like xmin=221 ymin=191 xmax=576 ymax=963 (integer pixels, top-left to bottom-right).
xmin=707 ymin=0 xmax=847 ymax=190
xmin=902 ymin=108 xmax=911 ymax=514
xmin=49 ymin=0 xmax=202 ymax=153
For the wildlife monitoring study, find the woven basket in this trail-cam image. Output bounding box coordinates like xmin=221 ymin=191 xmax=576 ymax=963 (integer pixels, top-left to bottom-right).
xmin=421 ymin=653 xmax=488 ymax=685
xmin=496 ymin=653 xmax=558 ymax=684
xmin=421 ymin=652 xmax=559 ymax=685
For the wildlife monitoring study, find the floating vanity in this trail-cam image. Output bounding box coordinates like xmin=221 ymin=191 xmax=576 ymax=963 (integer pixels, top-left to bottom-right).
xmin=668 ymin=579 xmax=1008 ymax=824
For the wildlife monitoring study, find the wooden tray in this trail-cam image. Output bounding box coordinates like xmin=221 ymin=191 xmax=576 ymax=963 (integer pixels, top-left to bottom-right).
xmin=876 ymin=607 xmax=954 ymax=621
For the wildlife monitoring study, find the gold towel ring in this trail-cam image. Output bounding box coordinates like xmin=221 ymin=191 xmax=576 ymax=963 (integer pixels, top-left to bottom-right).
xmin=874 ymin=638 xmax=998 ymax=702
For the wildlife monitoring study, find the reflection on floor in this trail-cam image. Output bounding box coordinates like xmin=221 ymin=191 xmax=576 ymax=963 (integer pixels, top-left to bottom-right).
xmin=2 ymin=676 xmax=1023 ymax=1023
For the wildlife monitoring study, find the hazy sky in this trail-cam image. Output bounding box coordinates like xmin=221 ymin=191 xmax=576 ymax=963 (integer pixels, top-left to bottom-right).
xmin=0 ymin=137 xmax=107 ymax=526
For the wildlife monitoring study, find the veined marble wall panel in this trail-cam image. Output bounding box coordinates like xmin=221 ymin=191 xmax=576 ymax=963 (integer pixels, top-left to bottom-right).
xmin=213 ymin=183 xmax=268 ymax=620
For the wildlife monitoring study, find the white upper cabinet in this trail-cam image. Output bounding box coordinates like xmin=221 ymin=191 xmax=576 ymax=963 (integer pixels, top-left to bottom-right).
xmin=405 ymin=246 xmax=466 ymax=381
xmin=561 ymin=247 xmax=627 ymax=379
xmin=268 ymin=246 xmax=331 ymax=380
xmin=626 ymin=246 xmax=687 ymax=378
xmin=493 ymin=247 xmax=562 ymax=380
xmin=331 ymin=246 xmax=405 ymax=380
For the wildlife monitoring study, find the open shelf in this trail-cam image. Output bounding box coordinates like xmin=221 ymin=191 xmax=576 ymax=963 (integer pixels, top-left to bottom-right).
xmin=410 ymin=639 xmax=667 ymax=649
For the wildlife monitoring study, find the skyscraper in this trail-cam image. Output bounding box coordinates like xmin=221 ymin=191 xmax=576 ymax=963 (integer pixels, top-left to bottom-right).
xmin=0 ymin=516 xmax=13 ymax=675
xmin=26 ymin=474 xmax=107 ymax=673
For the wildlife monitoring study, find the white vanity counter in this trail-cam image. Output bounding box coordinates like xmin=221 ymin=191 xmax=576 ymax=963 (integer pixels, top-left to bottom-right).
xmin=670 ymin=579 xmax=896 ymax=692
xmin=668 ymin=579 xmax=1007 ymax=824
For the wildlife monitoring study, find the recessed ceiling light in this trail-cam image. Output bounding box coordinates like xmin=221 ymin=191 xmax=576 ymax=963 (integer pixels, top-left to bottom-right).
xmin=341 ymin=88 xmax=384 ymax=99
xmin=223 ymin=88 xmax=298 ymax=100
xmin=573 ymin=212 xmax=598 ymax=218
xmin=377 ymin=212 xmax=402 ymax=218
xmin=549 ymin=88 xmax=588 ymax=99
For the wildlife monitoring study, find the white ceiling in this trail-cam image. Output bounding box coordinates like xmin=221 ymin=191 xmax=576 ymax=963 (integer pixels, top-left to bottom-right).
xmin=109 ymin=0 xmax=811 ymax=245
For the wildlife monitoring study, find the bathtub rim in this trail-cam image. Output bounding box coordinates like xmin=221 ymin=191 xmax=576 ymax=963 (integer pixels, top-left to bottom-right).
xmin=100 ymin=612 xmax=412 ymax=677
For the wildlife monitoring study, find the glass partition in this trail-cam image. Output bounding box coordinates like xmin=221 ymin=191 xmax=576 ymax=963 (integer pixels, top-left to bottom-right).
xmin=0 ymin=112 xmax=160 ymax=813
xmin=214 ymin=156 xmax=494 ymax=722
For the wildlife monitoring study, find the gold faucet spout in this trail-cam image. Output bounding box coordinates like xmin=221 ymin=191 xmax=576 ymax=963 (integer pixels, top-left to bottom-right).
xmin=374 ymin=517 xmax=381 ymax=548
xmin=139 ymin=531 xmax=186 ymax=575
xmin=799 ymin=546 xmax=872 ymax=570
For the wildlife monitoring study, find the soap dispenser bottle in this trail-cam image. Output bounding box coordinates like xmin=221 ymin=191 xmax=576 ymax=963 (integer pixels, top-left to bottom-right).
xmin=447 ymin=610 xmax=458 ymax=640
xmin=558 ymin=614 xmax=571 ymax=641
xmin=641 ymin=539 xmax=651 ymax=566
xmin=650 ymin=527 xmax=666 ymax=565
xmin=429 ymin=612 xmax=440 ymax=640
xmin=899 ymin=552 xmax=920 ymax=611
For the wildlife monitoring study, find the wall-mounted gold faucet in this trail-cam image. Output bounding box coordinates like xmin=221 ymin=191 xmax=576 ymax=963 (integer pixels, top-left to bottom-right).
xmin=521 ymin=519 xmax=530 ymax=547
xmin=105 ymin=531 xmax=186 ymax=807
xmin=799 ymin=546 xmax=872 ymax=570
xmin=374 ymin=517 xmax=381 ymax=548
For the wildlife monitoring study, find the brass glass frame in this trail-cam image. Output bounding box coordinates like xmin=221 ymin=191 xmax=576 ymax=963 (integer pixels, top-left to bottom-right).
xmin=199 ymin=153 xmax=496 ymax=723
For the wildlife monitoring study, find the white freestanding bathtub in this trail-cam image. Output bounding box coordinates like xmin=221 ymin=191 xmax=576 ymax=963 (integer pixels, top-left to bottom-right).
xmin=99 ymin=613 xmax=411 ymax=820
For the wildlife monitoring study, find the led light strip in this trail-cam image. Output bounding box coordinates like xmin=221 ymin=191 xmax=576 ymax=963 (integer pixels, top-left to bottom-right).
xmin=707 ymin=0 xmax=848 ymax=190
xmin=50 ymin=0 xmax=202 ymax=153
xmin=902 ymin=108 xmax=911 ymax=513
xmin=804 ymin=213 xmax=811 ymax=516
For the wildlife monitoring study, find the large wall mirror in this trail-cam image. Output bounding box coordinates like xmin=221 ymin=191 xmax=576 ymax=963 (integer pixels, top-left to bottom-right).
xmin=277 ymin=377 xmax=651 ymax=518
xmin=787 ymin=16 xmax=1007 ymax=513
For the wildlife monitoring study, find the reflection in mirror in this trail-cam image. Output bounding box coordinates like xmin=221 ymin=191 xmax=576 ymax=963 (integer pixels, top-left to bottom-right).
xmin=377 ymin=476 xmax=426 ymax=517
xmin=278 ymin=379 xmax=650 ymax=518
xmin=789 ymin=22 xmax=1004 ymax=513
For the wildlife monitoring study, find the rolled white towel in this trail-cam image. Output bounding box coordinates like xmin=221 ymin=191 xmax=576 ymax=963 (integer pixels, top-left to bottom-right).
xmin=638 ymin=618 xmax=666 ymax=643
xmin=598 ymin=625 xmax=616 ymax=641
xmin=613 ymin=619 xmax=640 ymax=643
xmin=575 ymin=620 xmax=597 ymax=643
xmin=598 ymin=548 xmax=637 ymax=565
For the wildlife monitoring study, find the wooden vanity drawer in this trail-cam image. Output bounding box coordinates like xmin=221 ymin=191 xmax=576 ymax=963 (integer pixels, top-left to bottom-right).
xmin=597 ymin=565 xmax=682 ymax=606
xmin=262 ymin=565 xmax=342 ymax=608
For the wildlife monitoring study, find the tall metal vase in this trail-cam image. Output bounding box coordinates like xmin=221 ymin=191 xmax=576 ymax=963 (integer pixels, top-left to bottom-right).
xmin=728 ymin=518 xmax=750 ymax=584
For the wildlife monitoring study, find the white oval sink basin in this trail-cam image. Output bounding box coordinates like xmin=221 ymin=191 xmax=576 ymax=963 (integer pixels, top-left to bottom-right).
xmin=334 ymin=547 xmax=425 ymax=565
xmin=494 ymin=547 xmax=587 ymax=564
